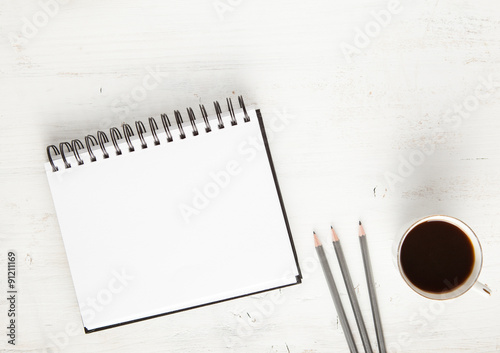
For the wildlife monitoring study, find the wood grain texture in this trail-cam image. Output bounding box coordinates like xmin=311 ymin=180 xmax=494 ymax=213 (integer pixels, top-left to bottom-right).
xmin=1 ymin=0 xmax=500 ymax=352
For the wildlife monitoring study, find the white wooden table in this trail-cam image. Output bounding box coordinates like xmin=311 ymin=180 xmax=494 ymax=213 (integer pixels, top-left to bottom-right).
xmin=1 ymin=0 xmax=499 ymax=352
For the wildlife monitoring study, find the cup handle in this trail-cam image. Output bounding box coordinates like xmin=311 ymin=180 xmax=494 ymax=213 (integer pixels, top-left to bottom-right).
xmin=473 ymin=281 xmax=492 ymax=297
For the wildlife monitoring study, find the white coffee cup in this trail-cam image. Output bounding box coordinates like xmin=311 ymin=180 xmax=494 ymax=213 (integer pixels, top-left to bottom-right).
xmin=396 ymin=215 xmax=490 ymax=300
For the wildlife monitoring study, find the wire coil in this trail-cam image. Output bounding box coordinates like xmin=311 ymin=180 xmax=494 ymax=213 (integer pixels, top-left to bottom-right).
xmin=47 ymin=96 xmax=249 ymax=172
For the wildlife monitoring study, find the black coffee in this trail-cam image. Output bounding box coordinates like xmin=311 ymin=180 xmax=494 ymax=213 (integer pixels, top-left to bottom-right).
xmin=400 ymin=220 xmax=475 ymax=293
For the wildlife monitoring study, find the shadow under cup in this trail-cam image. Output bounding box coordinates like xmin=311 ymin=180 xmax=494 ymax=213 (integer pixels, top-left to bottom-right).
xmin=397 ymin=215 xmax=483 ymax=300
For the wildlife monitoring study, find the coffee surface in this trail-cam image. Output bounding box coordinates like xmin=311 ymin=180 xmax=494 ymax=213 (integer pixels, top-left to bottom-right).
xmin=400 ymin=220 xmax=475 ymax=293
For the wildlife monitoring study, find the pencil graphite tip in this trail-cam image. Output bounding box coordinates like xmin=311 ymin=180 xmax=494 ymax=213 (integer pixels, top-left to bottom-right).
xmin=359 ymin=220 xmax=362 ymax=225
xmin=359 ymin=222 xmax=366 ymax=237
xmin=313 ymin=232 xmax=321 ymax=247
xmin=330 ymin=226 xmax=339 ymax=242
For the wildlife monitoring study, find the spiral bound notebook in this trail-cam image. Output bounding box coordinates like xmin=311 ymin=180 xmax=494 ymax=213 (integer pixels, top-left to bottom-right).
xmin=44 ymin=96 xmax=301 ymax=333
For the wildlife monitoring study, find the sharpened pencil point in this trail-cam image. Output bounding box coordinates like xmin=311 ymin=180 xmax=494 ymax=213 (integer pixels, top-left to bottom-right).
xmin=331 ymin=226 xmax=339 ymax=242
xmin=359 ymin=222 xmax=366 ymax=237
xmin=359 ymin=220 xmax=362 ymax=225
xmin=313 ymin=232 xmax=321 ymax=247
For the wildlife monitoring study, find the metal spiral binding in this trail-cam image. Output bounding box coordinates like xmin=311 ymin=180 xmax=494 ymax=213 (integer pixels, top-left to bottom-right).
xmin=200 ymin=104 xmax=211 ymax=132
xmin=227 ymin=98 xmax=237 ymax=126
xmin=71 ymin=139 xmax=85 ymax=165
xmin=174 ymin=110 xmax=186 ymax=139
xmin=59 ymin=142 xmax=73 ymax=168
xmin=47 ymin=145 xmax=60 ymax=172
xmin=135 ymin=121 xmax=148 ymax=149
xmin=149 ymin=117 xmax=160 ymax=146
xmin=85 ymin=135 xmax=98 ymax=162
xmin=122 ymin=124 xmax=135 ymax=152
xmin=46 ymin=96 xmax=250 ymax=172
xmin=97 ymin=131 xmax=110 ymax=159
xmin=238 ymin=96 xmax=250 ymax=122
xmin=187 ymin=108 xmax=199 ymax=136
xmin=213 ymin=101 xmax=224 ymax=129
xmin=161 ymin=114 xmax=173 ymax=142
xmin=109 ymin=128 xmax=123 ymax=155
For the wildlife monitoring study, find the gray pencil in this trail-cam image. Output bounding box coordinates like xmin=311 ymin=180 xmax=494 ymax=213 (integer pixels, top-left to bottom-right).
xmin=359 ymin=221 xmax=386 ymax=353
xmin=314 ymin=232 xmax=359 ymax=353
xmin=331 ymin=226 xmax=373 ymax=353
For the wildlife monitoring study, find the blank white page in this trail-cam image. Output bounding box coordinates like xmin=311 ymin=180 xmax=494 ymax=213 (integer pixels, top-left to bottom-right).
xmin=45 ymin=109 xmax=301 ymax=332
